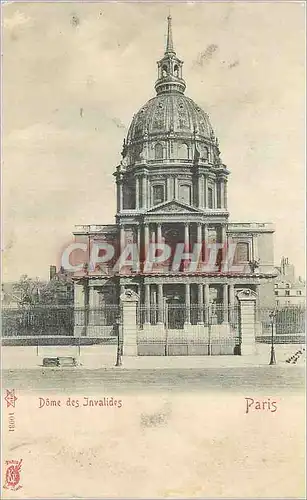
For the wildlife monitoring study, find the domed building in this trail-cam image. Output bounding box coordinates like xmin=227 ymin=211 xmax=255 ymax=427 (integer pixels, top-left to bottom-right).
xmin=73 ymin=17 xmax=277 ymax=355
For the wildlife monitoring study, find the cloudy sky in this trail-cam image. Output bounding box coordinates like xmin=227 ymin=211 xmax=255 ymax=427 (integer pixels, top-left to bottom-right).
xmin=3 ymin=1 xmax=305 ymax=281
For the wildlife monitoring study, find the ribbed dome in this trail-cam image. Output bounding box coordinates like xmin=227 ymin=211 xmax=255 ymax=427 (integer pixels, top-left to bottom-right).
xmin=127 ymin=93 xmax=214 ymax=144
xmin=120 ymin=16 xmax=221 ymax=168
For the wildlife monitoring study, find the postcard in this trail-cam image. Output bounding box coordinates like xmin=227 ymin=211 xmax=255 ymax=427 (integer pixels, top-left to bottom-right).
xmin=2 ymin=1 xmax=305 ymax=498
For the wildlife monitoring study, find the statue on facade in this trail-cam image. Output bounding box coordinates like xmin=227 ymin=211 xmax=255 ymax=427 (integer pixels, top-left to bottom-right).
xmin=249 ymin=258 xmax=260 ymax=273
xmin=121 ymin=138 xmax=128 ymax=158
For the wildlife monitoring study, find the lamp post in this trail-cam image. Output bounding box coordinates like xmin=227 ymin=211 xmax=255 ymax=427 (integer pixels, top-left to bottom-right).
xmin=269 ymin=309 xmax=277 ymax=365
xmin=115 ymin=316 xmax=122 ymax=367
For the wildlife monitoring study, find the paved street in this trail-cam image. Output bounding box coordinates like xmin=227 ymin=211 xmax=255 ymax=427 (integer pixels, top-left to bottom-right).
xmin=3 ymin=365 xmax=305 ymax=393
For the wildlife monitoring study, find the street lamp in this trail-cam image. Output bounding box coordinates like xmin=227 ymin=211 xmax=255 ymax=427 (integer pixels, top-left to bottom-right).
xmin=115 ymin=315 xmax=122 ymax=367
xmin=269 ymin=309 xmax=277 ymax=365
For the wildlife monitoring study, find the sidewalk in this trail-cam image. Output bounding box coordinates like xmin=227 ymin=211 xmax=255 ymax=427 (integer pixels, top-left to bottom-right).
xmin=2 ymin=343 xmax=305 ymax=370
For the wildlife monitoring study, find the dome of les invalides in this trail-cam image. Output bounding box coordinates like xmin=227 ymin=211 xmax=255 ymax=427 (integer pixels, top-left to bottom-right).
xmin=124 ymin=16 xmax=220 ymax=167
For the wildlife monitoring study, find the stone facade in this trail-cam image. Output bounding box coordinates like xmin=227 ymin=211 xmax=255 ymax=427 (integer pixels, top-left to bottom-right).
xmin=72 ymin=16 xmax=277 ymax=339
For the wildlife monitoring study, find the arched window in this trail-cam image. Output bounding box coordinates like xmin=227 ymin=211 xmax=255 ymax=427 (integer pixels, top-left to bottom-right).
xmin=177 ymin=143 xmax=188 ymax=159
xmin=234 ymin=242 xmax=249 ymax=263
xmin=174 ymin=64 xmax=179 ymax=77
xmin=162 ymin=65 xmax=168 ymax=77
xmin=153 ymin=185 xmax=164 ymax=206
xmin=203 ymin=146 xmax=208 ymax=160
xmin=179 ymin=184 xmax=191 ymax=205
xmin=155 ymin=143 xmax=163 ymax=160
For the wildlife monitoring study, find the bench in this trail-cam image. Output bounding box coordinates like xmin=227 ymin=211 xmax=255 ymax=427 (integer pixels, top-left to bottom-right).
xmin=42 ymin=357 xmax=59 ymax=367
xmin=57 ymin=357 xmax=77 ymax=367
xmin=42 ymin=357 xmax=77 ymax=367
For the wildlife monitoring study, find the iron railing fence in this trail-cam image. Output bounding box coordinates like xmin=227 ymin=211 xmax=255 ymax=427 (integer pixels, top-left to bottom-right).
xmin=2 ymin=305 xmax=121 ymax=337
xmin=137 ymin=303 xmax=240 ymax=329
xmin=258 ymin=305 xmax=306 ymax=336
xmin=2 ymin=306 xmax=75 ymax=337
xmin=255 ymin=334 xmax=305 ymax=344
xmin=2 ymin=304 xmax=305 ymax=343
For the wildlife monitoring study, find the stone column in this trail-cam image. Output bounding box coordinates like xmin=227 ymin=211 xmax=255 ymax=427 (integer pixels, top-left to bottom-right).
xmin=197 ymin=174 xmax=201 ymax=208
xmin=252 ymin=235 xmax=259 ymax=261
xmin=135 ymin=177 xmax=139 ymax=210
xmin=151 ymin=286 xmax=157 ymax=324
xmin=197 ymin=223 xmax=202 ymax=245
xmin=204 ymin=283 xmax=209 ymax=324
xmin=197 ymin=223 xmax=202 ymax=269
xmin=144 ymin=284 xmax=150 ymax=324
xmin=157 ymin=223 xmax=162 ymax=243
xmin=74 ymin=282 xmax=86 ymax=337
xmin=197 ymin=283 xmax=204 ymax=325
xmin=167 ymin=177 xmax=172 ymax=200
xmin=185 ymin=283 xmax=191 ymax=325
xmin=224 ymin=181 xmax=228 ymax=210
xmin=144 ymin=223 xmax=149 ymax=262
xmin=214 ymin=182 xmax=217 ymax=209
xmin=222 ymin=284 xmax=228 ymax=323
xmin=142 ymin=175 xmax=147 ymax=209
xmin=254 ymin=284 xmax=260 ymax=323
xmin=236 ymin=289 xmax=257 ymax=355
xmin=137 ymin=225 xmax=141 ymax=252
xmin=184 ymin=223 xmax=190 ymax=250
xmin=220 ymin=180 xmax=225 ymax=209
xmin=88 ymin=286 xmax=101 ymax=336
xmin=174 ymin=177 xmax=179 ymax=199
xmin=157 ymin=284 xmax=164 ymax=324
xmin=203 ymin=224 xmax=208 ymax=262
xmin=221 ymin=224 xmax=227 ymax=268
xmin=117 ymin=179 xmax=123 ymax=213
xmin=151 ymin=225 xmax=156 ymax=245
xmin=228 ymin=284 xmax=235 ymax=324
xmin=120 ymin=226 xmax=125 ymax=255
xmin=204 ymin=175 xmax=208 ymax=208
xmin=199 ymin=175 xmax=205 ymax=208
xmin=120 ymin=289 xmax=139 ymax=357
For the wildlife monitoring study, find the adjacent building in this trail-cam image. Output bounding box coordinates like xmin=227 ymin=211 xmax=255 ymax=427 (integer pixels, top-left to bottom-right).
xmin=274 ymin=257 xmax=305 ymax=307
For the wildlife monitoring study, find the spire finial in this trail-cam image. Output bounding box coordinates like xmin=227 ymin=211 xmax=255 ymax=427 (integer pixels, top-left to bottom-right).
xmin=166 ymin=14 xmax=175 ymax=55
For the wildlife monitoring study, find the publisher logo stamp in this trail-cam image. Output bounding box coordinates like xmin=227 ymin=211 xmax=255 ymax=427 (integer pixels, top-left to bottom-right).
xmin=4 ymin=389 xmax=17 ymax=408
xmin=3 ymin=460 xmax=23 ymax=491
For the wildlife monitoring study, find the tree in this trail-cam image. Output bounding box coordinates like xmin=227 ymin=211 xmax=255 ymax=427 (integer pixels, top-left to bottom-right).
xmin=12 ymin=274 xmax=73 ymax=308
xmin=12 ymin=275 xmax=45 ymax=308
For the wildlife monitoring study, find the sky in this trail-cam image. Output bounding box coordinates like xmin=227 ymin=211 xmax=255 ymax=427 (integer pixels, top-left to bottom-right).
xmin=2 ymin=1 xmax=305 ymax=281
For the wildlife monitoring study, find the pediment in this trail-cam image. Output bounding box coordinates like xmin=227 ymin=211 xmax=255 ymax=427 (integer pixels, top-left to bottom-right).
xmin=146 ymin=200 xmax=203 ymax=214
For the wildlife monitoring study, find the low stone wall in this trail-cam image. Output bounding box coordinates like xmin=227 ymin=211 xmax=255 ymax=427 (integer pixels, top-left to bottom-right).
xmin=2 ymin=336 xmax=117 ymax=347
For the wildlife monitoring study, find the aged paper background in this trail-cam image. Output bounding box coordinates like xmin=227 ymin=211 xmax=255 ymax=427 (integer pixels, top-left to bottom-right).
xmin=2 ymin=1 xmax=306 ymax=499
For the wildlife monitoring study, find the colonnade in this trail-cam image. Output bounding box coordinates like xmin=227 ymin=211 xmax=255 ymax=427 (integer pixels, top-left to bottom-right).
xmin=116 ymin=173 xmax=228 ymax=212
xmin=141 ymin=282 xmax=245 ymax=326
xmin=119 ymin=222 xmax=227 ymax=258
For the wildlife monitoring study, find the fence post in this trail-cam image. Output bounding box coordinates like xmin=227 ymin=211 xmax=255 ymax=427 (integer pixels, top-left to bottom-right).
xmin=120 ymin=289 xmax=139 ymax=356
xmin=237 ymin=289 xmax=258 ymax=355
xmin=74 ymin=281 xmax=86 ymax=337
